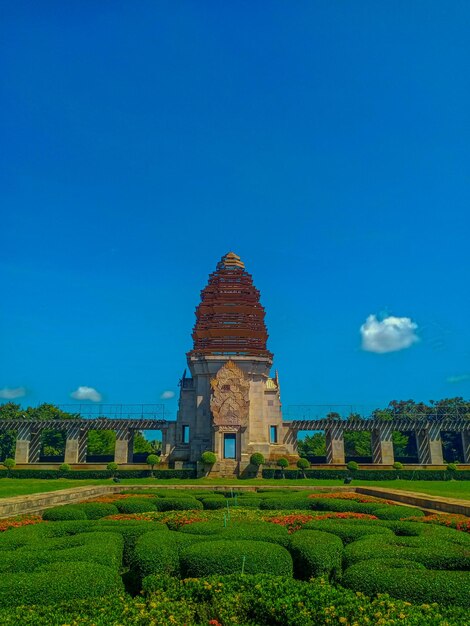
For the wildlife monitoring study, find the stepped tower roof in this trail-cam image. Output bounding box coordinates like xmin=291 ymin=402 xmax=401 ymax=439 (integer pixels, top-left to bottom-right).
xmin=188 ymin=252 xmax=273 ymax=358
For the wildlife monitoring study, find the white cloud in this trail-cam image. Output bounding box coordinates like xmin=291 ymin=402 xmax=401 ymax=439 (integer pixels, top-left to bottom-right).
xmin=360 ymin=314 xmax=419 ymax=354
xmin=447 ymin=374 xmax=470 ymax=384
xmin=160 ymin=390 xmax=175 ymax=400
xmin=70 ymin=386 xmax=102 ymax=402
xmin=0 ymin=386 xmax=26 ymax=399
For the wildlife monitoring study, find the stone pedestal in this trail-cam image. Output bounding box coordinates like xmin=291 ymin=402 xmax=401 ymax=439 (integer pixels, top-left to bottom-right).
xmin=14 ymin=424 xmax=32 ymax=464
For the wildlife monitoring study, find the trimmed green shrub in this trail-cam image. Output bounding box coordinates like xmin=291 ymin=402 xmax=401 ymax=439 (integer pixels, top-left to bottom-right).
xmin=296 ymin=458 xmax=310 ymax=470
xmin=276 ymin=457 xmax=289 ymax=469
xmin=0 ymin=562 xmax=123 ymax=607
xmin=106 ymin=462 xmax=118 ymax=473
xmin=343 ymin=533 xmax=470 ymax=570
xmin=342 ymin=558 xmax=470 ymax=607
xmin=289 ymin=530 xmax=343 ymax=579
xmin=133 ymin=530 xmax=181 ymax=577
xmin=234 ymin=497 xmax=262 ymax=508
xmin=59 ymin=463 xmax=71 ymax=473
xmin=259 ymin=496 xmax=311 ymax=510
xmin=308 ymin=498 xmax=379 ymax=515
xmin=250 ymin=453 xmax=265 ymax=466
xmin=180 ymin=540 xmax=293 ymax=577
xmin=180 ymin=521 xmax=291 ymax=548
xmin=301 ymin=521 xmax=394 ymax=544
xmin=201 ymin=451 xmax=217 ymax=465
xmin=393 ymin=461 xmax=403 ymax=470
xmin=77 ymin=502 xmax=119 ymax=519
xmin=116 ymin=498 xmax=157 ymax=514
xmin=155 ymin=497 xmax=203 ymax=512
xmin=447 ymin=462 xmax=458 ymax=472
xmin=94 ymin=520 xmax=168 ymax=566
xmin=346 ymin=461 xmax=359 ymax=472
xmin=42 ymin=506 xmax=87 ymax=521
xmin=373 ymin=504 xmax=424 ymax=520
xmin=200 ymin=496 xmax=227 ymax=510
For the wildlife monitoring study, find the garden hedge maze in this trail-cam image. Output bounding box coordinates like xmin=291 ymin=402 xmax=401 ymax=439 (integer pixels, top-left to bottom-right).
xmin=0 ymin=489 xmax=469 ymax=625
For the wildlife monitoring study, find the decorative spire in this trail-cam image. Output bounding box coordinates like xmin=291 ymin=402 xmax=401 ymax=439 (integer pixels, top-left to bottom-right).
xmin=188 ymin=253 xmax=273 ymax=359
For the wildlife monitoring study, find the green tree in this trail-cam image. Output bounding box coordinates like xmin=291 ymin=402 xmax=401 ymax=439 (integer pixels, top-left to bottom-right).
xmin=146 ymin=454 xmax=160 ymax=476
xmin=297 ymin=433 xmax=326 ymax=457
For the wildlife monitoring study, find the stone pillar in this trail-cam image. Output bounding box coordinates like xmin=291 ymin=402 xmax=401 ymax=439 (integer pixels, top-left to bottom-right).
xmin=64 ymin=424 xmax=88 ymax=464
xmin=371 ymin=428 xmax=395 ymax=465
xmin=29 ymin=431 xmax=42 ymax=463
xmin=114 ymin=429 xmax=133 ymax=464
xmin=416 ymin=424 xmax=444 ymax=465
xmin=325 ymin=424 xmax=345 ymax=464
xmin=461 ymin=431 xmax=470 ymax=463
xmin=15 ymin=423 xmax=32 ymax=464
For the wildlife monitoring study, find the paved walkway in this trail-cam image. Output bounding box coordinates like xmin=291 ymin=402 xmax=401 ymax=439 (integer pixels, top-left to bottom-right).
xmin=0 ymin=483 xmax=468 ymax=518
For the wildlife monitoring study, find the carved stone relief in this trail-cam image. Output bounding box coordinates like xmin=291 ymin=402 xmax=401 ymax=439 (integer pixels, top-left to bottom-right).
xmin=210 ymin=360 xmax=250 ymax=426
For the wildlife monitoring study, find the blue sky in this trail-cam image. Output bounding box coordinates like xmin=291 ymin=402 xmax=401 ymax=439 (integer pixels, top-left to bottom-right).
xmin=1 ymin=2 xmax=470 ymax=419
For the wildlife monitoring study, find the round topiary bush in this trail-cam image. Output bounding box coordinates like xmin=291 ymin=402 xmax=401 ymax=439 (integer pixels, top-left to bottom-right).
xmin=393 ymin=461 xmax=403 ymax=471
xmin=289 ymin=530 xmax=343 ymax=579
xmin=116 ymin=498 xmax=157 ymax=514
xmin=372 ymin=505 xmax=424 ymax=520
xmin=42 ymin=506 xmax=87 ymax=521
xmin=59 ymin=463 xmax=71 ymax=473
xmin=276 ymin=458 xmax=289 ymax=469
xmin=201 ymin=451 xmax=217 ymax=465
xmin=297 ymin=458 xmax=310 ymax=470
xmin=179 ymin=540 xmax=293 ymax=577
xmin=78 ymin=502 xmax=119 ymax=520
xmin=250 ymin=453 xmax=265 ymax=466
xmin=447 ymin=462 xmax=458 ymax=473
xmin=346 ymin=461 xmax=359 ymax=472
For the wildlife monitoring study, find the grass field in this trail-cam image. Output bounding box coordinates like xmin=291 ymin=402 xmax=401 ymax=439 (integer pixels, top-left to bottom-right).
xmin=1 ymin=477 xmax=470 ymax=499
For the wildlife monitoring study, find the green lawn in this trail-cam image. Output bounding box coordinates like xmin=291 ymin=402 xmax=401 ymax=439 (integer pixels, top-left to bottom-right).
xmin=1 ymin=477 xmax=470 ymax=499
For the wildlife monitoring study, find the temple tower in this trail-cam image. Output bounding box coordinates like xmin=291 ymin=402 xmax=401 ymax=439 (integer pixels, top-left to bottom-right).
xmin=171 ymin=252 xmax=292 ymax=471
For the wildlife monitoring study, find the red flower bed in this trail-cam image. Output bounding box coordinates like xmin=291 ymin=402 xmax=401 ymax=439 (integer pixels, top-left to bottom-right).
xmin=0 ymin=516 xmax=43 ymax=532
xmin=314 ymin=512 xmax=378 ymax=521
xmin=307 ymin=492 xmax=394 ymax=505
xmin=405 ymin=513 xmax=470 ymax=533
xmin=266 ymin=511 xmax=378 ymax=533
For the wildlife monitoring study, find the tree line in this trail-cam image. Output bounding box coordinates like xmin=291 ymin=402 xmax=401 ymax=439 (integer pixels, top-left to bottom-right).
xmin=0 ymin=403 xmax=161 ymax=461
xmin=297 ymin=397 xmax=470 ymax=462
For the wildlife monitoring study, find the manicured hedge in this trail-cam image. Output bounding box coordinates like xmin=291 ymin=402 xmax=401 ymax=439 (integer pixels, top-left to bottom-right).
xmin=179 ymin=540 xmax=293 ymax=577
xmin=90 ymin=520 xmax=167 ymax=566
xmin=259 ymin=496 xmax=312 ymax=510
xmin=116 ymin=498 xmax=158 ymax=514
xmin=261 ymin=468 xmax=470 ymax=480
xmin=133 ymin=530 xmax=201 ymax=577
xmin=0 ymin=574 xmax=467 ymax=625
xmin=42 ymin=506 xmax=87 ymax=521
xmin=154 ymin=497 xmax=203 ymax=512
xmin=0 ymin=531 xmax=123 ymax=573
xmin=199 ymin=496 xmax=227 ymax=510
xmin=0 ymin=562 xmax=123 ymax=608
xmin=0 ymin=469 xmax=197 ymax=479
xmin=289 ymin=530 xmax=343 ymax=579
xmin=342 ymin=558 xmax=470 ymax=607
xmin=343 ymin=533 xmax=470 ymax=570
xmin=75 ymin=502 xmax=119 ymax=519
xmin=180 ymin=521 xmax=291 ymax=547
xmin=301 ymin=520 xmax=394 ymax=544
xmin=372 ymin=504 xmax=424 ymax=520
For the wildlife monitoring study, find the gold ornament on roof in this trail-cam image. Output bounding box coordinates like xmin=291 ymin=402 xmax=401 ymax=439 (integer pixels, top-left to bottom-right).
xmin=210 ymin=360 xmax=250 ymax=426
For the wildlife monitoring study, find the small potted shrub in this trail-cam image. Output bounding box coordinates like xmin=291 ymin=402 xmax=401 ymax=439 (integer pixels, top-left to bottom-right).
xmin=276 ymin=457 xmax=289 ymax=479
xmin=296 ymin=457 xmax=310 ymax=478
xmin=2 ymin=458 xmax=15 ymax=477
xmin=146 ymin=454 xmax=161 ymax=477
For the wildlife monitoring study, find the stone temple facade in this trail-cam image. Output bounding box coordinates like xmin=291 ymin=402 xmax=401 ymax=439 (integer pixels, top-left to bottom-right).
xmin=169 ymin=252 xmax=293 ymax=472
